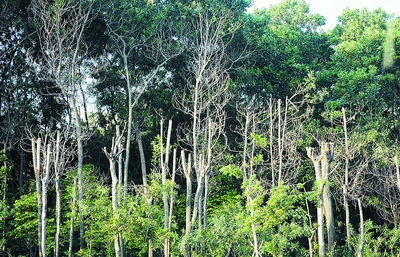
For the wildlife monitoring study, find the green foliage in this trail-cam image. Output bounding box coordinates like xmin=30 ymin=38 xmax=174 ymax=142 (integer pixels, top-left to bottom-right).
xmin=220 ymin=164 xmax=244 ymax=179
xmin=261 ymin=183 xmax=310 ymax=256
xmin=180 ymin=201 xmax=245 ymax=256
xmin=9 ymin=192 xmax=38 ymax=254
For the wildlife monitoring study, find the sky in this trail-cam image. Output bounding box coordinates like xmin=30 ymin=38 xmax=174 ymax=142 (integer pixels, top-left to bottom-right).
xmin=250 ymin=0 xmax=400 ymax=30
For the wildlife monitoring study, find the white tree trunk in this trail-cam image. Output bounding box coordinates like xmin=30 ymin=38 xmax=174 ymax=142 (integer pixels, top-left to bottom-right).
xmin=103 ymin=125 xmax=125 ymax=257
xmin=357 ymin=198 xmax=364 ymax=257
xmin=54 ymin=132 xmax=61 ymax=257
xmin=342 ymin=108 xmax=351 ymax=249
xmin=307 ymin=146 xmax=325 ymax=257
xmin=40 ymin=143 xmax=51 ymax=257
xmin=68 ymin=178 xmax=77 ymax=257
xmin=321 ymin=142 xmax=335 ymax=252
xmin=31 ymin=138 xmax=43 ymax=257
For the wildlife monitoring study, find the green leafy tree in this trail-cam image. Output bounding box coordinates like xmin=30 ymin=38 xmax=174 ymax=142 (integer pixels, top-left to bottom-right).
xmin=236 ymin=0 xmax=330 ymax=101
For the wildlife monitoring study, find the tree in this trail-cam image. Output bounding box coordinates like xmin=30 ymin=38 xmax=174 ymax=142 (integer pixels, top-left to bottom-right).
xmin=237 ymin=0 xmax=330 ymax=101
xmin=31 ymin=0 xmax=96 ymax=249
xmin=174 ymin=0 xmax=248 ymax=233
xmin=328 ymin=8 xmax=400 ymax=137
xmin=102 ymin=0 xmax=184 ymax=195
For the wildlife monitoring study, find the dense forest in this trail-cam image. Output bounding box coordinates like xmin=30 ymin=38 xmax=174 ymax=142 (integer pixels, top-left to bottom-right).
xmin=1 ymin=0 xmax=400 ymax=256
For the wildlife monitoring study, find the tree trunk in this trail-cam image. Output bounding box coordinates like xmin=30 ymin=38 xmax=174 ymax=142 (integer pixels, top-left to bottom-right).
xmin=395 ymin=154 xmax=400 ymax=190
xmin=307 ymin=146 xmax=325 ymax=257
xmin=357 ymin=198 xmax=364 ymax=257
xmin=31 ymin=138 xmax=43 ymax=257
xmin=124 ymin=69 xmax=132 ymax=200
xmin=160 ymin=120 xmax=172 ymax=257
xmin=54 ymin=132 xmax=61 ymax=257
xmin=320 ymin=142 xmax=335 ymax=252
xmin=167 ymin=148 xmax=177 ymax=256
xmin=134 ymin=113 xmax=147 ymax=187
xmin=71 ymin=97 xmax=85 ymax=250
xmin=181 ymin=151 xmax=192 ymax=256
xmin=306 ymin=198 xmax=315 ymax=257
xmin=103 ymin=125 xmax=125 ymax=257
xmin=40 ymin=143 xmax=51 ymax=257
xmin=68 ymin=178 xmax=77 ymax=257
xmin=342 ymin=108 xmax=351 ymax=250
xmin=269 ymin=98 xmax=275 ymax=187
xmin=19 ymin=147 xmax=25 ymax=196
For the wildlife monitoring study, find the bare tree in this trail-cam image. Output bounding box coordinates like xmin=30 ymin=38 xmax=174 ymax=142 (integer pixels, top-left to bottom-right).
xmin=105 ymin=1 xmax=185 ymax=196
xmin=232 ymin=83 xmax=312 ymax=256
xmin=268 ymin=94 xmax=310 ymax=186
xmin=31 ymin=0 xmax=95 ymax=249
xmin=174 ymin=9 xmax=242 ymax=239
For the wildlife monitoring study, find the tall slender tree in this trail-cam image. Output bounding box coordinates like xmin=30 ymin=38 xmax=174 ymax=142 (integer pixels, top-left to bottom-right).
xmin=31 ymin=0 xmax=95 ymax=249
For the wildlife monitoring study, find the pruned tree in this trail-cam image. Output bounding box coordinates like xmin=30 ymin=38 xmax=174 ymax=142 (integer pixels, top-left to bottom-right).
xmin=307 ymin=141 xmax=336 ymax=257
xmin=27 ymin=128 xmax=74 ymax=257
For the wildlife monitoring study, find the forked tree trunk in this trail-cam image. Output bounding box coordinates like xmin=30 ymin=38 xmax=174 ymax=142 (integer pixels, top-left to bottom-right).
xmin=181 ymin=151 xmax=192 ymax=256
xmin=103 ymin=125 xmax=125 ymax=257
xmin=320 ymin=143 xmax=335 ymax=252
xmin=31 ymin=138 xmax=43 ymax=257
xmin=31 ymin=137 xmax=52 ymax=257
xmin=307 ymin=142 xmax=335 ymax=257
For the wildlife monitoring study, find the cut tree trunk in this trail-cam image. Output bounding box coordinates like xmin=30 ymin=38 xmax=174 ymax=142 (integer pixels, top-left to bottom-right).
xmin=307 ymin=142 xmax=335 ymax=257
